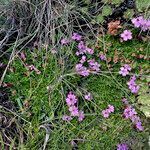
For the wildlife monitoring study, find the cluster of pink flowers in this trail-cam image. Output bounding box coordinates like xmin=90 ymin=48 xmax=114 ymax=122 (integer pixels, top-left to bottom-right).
xmin=63 ymin=91 xmax=85 ymax=122
xmin=119 ymin=64 xmax=131 ymax=76
xmin=119 ymin=65 xmax=140 ymax=94
xmin=88 ymin=59 xmax=101 ymax=73
xmin=75 ymin=63 xmax=89 ymax=77
xmin=72 ymin=32 xmax=82 ymax=41
xmin=117 ymin=143 xmax=129 ymax=150
xmin=122 ymin=98 xmax=144 ymax=131
xmin=76 ymin=41 xmax=94 ymax=56
xmin=75 ymin=58 xmax=101 ymax=76
xmin=127 ymin=75 xmax=140 ymax=94
xmin=120 ymin=30 xmax=132 ymax=41
xmin=102 ymin=105 xmax=115 ymax=118
xmin=131 ymin=16 xmax=150 ymax=31
xmin=61 ymin=32 xmax=82 ymax=45
xmin=61 ymin=33 xmax=101 ymax=76
xmin=75 ymin=52 xmax=100 ymax=76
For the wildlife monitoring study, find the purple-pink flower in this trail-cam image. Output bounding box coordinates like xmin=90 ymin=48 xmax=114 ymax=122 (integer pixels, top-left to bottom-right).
xmin=119 ymin=64 xmax=131 ymax=76
xmin=102 ymin=109 xmax=110 ymax=118
xmin=88 ymin=59 xmax=101 ymax=73
xmin=119 ymin=67 xmax=129 ymax=76
xmin=123 ymin=106 xmax=137 ymax=119
xmin=72 ymin=33 xmax=82 ymax=41
xmin=140 ymin=19 xmax=150 ymax=31
xmin=66 ymin=91 xmax=78 ymax=107
xmin=80 ymin=55 xmax=86 ymax=64
xmin=124 ymin=64 xmax=131 ymax=71
xmin=131 ymin=16 xmax=150 ymax=31
xmin=63 ymin=92 xmax=85 ymax=121
xmin=86 ymin=47 xmax=94 ymax=55
xmin=62 ymin=115 xmax=72 ymax=121
xmin=122 ymin=98 xmax=129 ymax=105
xmin=78 ymin=110 xmax=85 ymax=122
xmin=120 ymin=30 xmax=132 ymax=41
xmin=127 ymin=75 xmax=140 ymax=94
xmin=75 ymin=63 xmax=89 ymax=76
xmin=102 ymin=105 xmax=115 ymax=118
xmin=77 ymin=41 xmax=86 ymax=55
xmin=131 ymin=16 xmax=144 ymax=28
xmin=123 ymin=103 xmax=144 ymax=131
xmin=84 ymin=92 xmax=92 ymax=101
xmin=69 ymin=105 xmax=79 ymax=116
xmin=99 ymin=54 xmax=106 ymax=61
xmin=61 ymin=38 xmax=69 ymax=45
xmin=135 ymin=121 xmax=144 ymax=131
xmin=117 ymin=143 xmax=129 ymax=150
xmin=107 ymin=105 xmax=114 ymax=113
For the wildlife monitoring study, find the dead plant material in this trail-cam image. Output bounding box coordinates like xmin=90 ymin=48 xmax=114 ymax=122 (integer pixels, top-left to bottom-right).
xmin=113 ymin=50 xmax=119 ymax=63
xmin=0 ymin=88 xmax=24 ymax=149
xmin=107 ymin=20 xmax=122 ymax=35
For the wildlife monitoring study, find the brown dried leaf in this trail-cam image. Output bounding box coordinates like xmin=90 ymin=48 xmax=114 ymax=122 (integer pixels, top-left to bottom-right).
xmin=107 ymin=57 xmax=112 ymax=63
xmin=113 ymin=50 xmax=119 ymax=63
xmin=107 ymin=20 xmax=122 ymax=35
xmin=132 ymin=53 xmax=136 ymax=57
xmin=125 ymin=59 xmax=131 ymax=63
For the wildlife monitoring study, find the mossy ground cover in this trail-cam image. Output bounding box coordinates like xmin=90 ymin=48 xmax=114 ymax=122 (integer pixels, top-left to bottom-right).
xmin=3 ymin=35 xmax=149 ymax=149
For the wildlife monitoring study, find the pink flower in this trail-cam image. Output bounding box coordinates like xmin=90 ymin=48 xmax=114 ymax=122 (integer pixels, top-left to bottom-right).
xmin=127 ymin=75 xmax=140 ymax=94
xmin=117 ymin=143 xmax=129 ymax=150
xmin=140 ymin=19 xmax=150 ymax=31
xmin=131 ymin=16 xmax=150 ymax=31
xmin=69 ymin=106 xmax=79 ymax=116
xmin=102 ymin=110 xmax=109 ymax=118
xmin=102 ymin=105 xmax=115 ymax=118
xmin=135 ymin=121 xmax=144 ymax=131
xmin=62 ymin=115 xmax=72 ymax=121
xmin=122 ymin=98 xmax=128 ymax=105
xmin=123 ymin=106 xmax=137 ymax=119
xmin=61 ymin=38 xmax=69 ymax=45
xmin=120 ymin=30 xmax=132 ymax=41
xmin=66 ymin=92 xmax=78 ymax=107
xmin=131 ymin=16 xmax=144 ymax=28
xmin=86 ymin=47 xmax=94 ymax=54
xmin=88 ymin=59 xmax=101 ymax=73
xmin=99 ymin=54 xmax=106 ymax=61
xmin=119 ymin=64 xmax=131 ymax=76
xmin=75 ymin=63 xmax=89 ymax=76
xmin=124 ymin=64 xmax=131 ymax=71
xmin=77 ymin=41 xmax=86 ymax=55
xmin=72 ymin=33 xmax=82 ymax=41
xmin=78 ymin=110 xmax=85 ymax=122
xmin=119 ymin=67 xmax=129 ymax=76
xmin=123 ymin=104 xmax=144 ymax=131
xmin=107 ymin=105 xmax=114 ymax=113
xmin=84 ymin=92 xmax=92 ymax=101
xmin=80 ymin=55 xmax=86 ymax=64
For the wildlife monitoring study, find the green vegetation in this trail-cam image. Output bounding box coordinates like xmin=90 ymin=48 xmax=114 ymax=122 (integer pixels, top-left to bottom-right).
xmin=3 ymin=36 xmax=149 ymax=149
